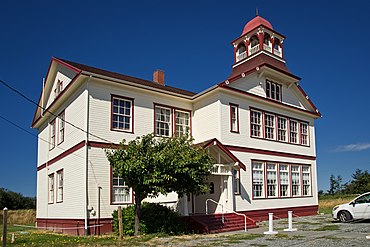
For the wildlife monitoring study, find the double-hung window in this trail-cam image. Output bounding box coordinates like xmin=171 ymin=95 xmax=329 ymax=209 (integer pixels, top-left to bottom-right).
xmin=175 ymin=110 xmax=190 ymax=136
xmin=302 ymin=166 xmax=311 ymax=196
xmin=252 ymin=162 xmax=264 ymax=198
xmin=289 ymin=120 xmax=298 ymax=144
xmin=155 ymin=105 xmax=191 ymax=137
xmin=291 ymin=166 xmax=301 ymax=196
xmin=265 ymin=114 xmax=275 ymax=139
xmin=251 ymin=110 xmax=262 ymax=137
xmin=279 ymin=164 xmax=289 ymax=197
xmin=112 ymin=174 xmax=132 ymax=203
xmin=277 ymin=117 xmax=287 ymax=142
xmin=56 ymin=170 xmax=63 ymax=202
xmin=48 ymin=174 xmax=54 ymax=203
xmin=252 ymin=162 xmax=311 ymax=199
xmin=267 ymin=163 xmax=277 ymax=197
xmin=233 ymin=170 xmax=240 ymax=194
xmin=155 ymin=106 xmax=172 ymax=137
xmin=266 ymin=80 xmax=281 ymax=101
xmin=230 ymin=104 xmax=239 ymax=133
xmin=112 ymin=96 xmax=133 ymax=132
xmin=58 ymin=112 xmax=65 ymax=144
xmin=300 ymin=123 xmax=308 ymax=145
xmin=50 ymin=120 xmax=56 ymax=150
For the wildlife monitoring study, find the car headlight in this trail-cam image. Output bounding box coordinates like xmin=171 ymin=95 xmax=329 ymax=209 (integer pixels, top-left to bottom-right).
xmin=333 ymin=206 xmax=339 ymax=211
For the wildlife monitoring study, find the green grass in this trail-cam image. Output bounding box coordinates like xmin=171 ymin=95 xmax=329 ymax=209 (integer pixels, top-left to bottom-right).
xmin=312 ymin=225 xmax=339 ymax=231
xmin=275 ymin=234 xmax=306 ymax=240
xmin=0 ymin=225 xmax=167 ymax=247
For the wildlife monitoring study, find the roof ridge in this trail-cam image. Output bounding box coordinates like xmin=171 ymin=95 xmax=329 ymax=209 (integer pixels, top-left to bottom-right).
xmin=55 ymin=57 xmax=197 ymax=97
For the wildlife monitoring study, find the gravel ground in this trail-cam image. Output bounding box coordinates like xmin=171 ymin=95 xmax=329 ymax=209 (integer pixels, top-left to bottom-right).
xmin=143 ymin=214 xmax=370 ymax=247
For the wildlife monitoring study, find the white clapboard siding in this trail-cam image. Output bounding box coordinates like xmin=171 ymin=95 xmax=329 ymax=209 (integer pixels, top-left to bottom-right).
xmin=88 ymin=79 xmax=193 ymax=144
xmin=228 ymin=74 xmax=313 ymax=111
xmin=218 ymin=91 xmax=316 ymax=157
xmin=192 ymin=92 xmax=221 ymax=143
xmin=37 ymin=86 xmax=87 ymax=167
xmin=233 ymin=151 xmax=318 ymax=212
xmin=45 ymin=65 xmax=77 ymax=109
xmin=228 ymin=74 xmax=266 ymax=97
xmin=37 ymin=148 xmax=86 ymax=219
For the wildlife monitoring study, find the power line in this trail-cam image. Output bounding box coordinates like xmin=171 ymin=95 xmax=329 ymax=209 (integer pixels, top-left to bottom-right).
xmin=0 ymin=113 xmax=112 ymax=214
xmin=0 ymin=78 xmax=113 ymax=144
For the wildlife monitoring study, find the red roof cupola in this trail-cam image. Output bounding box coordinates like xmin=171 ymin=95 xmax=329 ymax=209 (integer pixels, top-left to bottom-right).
xmin=242 ymin=16 xmax=273 ymax=35
xmin=228 ymin=15 xmax=294 ymax=81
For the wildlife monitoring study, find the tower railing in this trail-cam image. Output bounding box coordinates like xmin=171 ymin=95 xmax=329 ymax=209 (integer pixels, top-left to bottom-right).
xmin=274 ymin=49 xmax=282 ymax=57
xmin=236 ymin=52 xmax=247 ymax=61
xmin=249 ymin=44 xmax=260 ymax=55
xmin=263 ymin=44 xmax=272 ymax=52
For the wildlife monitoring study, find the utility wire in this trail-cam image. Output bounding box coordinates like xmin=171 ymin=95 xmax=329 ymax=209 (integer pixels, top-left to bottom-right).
xmin=0 ymin=113 xmax=112 ymax=212
xmin=0 ymin=78 xmax=114 ymax=144
xmin=0 ymin=114 xmax=85 ymax=160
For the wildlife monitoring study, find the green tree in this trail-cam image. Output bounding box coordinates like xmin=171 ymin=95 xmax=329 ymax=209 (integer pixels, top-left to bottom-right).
xmin=106 ymin=134 xmax=214 ymax=236
xmin=343 ymin=169 xmax=370 ymax=194
xmin=328 ymin=175 xmax=342 ymax=195
xmin=0 ymin=188 xmax=36 ymax=209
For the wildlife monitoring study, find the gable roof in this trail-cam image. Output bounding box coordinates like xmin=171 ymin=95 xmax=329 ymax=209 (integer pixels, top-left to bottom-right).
xmin=197 ymin=138 xmax=246 ymax=170
xmin=227 ymin=53 xmax=300 ymax=82
xmin=57 ymin=58 xmax=196 ymax=97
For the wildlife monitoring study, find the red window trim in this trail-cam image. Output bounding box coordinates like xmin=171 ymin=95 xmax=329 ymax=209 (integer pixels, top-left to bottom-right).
xmin=277 ymin=116 xmax=287 ymax=142
xmin=110 ymin=165 xmax=134 ymax=205
xmin=229 ymin=103 xmax=240 ymax=133
xmin=56 ymin=169 xmax=64 ymax=203
xmin=233 ymin=169 xmax=241 ymax=195
xmin=250 ymin=107 xmax=310 ymax=147
xmin=48 ymin=173 xmax=55 ymax=204
xmin=266 ymin=79 xmax=282 ymax=102
xmin=153 ymin=103 xmax=192 ymax=137
xmin=251 ymin=159 xmax=312 ymax=200
xmin=299 ymin=122 xmax=309 ymax=146
xmin=49 ymin=119 xmax=56 ymax=150
xmin=58 ymin=111 xmax=65 ymax=145
xmin=110 ymin=94 xmax=135 ymax=134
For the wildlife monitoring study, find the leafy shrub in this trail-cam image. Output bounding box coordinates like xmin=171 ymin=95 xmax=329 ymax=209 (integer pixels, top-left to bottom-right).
xmin=112 ymin=202 xmax=185 ymax=236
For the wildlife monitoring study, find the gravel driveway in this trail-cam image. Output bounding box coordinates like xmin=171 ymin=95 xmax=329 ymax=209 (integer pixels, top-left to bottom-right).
xmin=144 ymin=214 xmax=370 ymax=247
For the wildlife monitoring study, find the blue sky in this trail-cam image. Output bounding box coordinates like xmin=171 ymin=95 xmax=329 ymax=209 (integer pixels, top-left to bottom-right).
xmin=0 ymin=0 xmax=369 ymax=196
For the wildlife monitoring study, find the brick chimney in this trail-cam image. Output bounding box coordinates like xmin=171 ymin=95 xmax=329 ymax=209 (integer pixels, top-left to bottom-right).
xmin=153 ymin=70 xmax=165 ymax=85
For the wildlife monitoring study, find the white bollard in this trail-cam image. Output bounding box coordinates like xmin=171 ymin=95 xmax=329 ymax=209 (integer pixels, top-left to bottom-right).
xmin=284 ymin=211 xmax=297 ymax=232
xmin=264 ymin=213 xmax=278 ymax=235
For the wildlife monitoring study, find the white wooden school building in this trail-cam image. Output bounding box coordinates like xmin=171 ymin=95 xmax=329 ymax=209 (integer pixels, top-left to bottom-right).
xmin=32 ymin=15 xmax=321 ymax=234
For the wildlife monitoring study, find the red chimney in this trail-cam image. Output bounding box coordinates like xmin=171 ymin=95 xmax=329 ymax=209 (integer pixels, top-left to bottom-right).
xmin=153 ymin=70 xmax=165 ymax=85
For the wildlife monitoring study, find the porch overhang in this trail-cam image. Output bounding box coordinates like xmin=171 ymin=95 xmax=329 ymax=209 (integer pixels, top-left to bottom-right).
xmin=198 ymin=138 xmax=246 ymax=171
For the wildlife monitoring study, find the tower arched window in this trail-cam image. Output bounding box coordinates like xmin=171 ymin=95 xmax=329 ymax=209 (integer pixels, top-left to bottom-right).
xmin=273 ymin=38 xmax=282 ymax=57
xmin=236 ymin=43 xmax=246 ymax=61
xmin=274 ymin=38 xmax=280 ymax=50
xmin=263 ymin=33 xmax=271 ymax=45
xmin=249 ymin=35 xmax=260 ymax=55
xmin=263 ymin=33 xmax=272 ymax=52
xmin=250 ymin=35 xmax=259 ymax=47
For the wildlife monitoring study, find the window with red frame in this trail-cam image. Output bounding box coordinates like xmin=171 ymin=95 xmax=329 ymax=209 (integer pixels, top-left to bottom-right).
xmin=230 ymin=104 xmax=239 ymax=133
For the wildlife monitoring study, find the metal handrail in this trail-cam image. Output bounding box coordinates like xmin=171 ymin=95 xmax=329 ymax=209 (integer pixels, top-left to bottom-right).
xmin=205 ymin=199 xmax=247 ymax=232
xmin=206 ymin=199 xmax=224 ymax=223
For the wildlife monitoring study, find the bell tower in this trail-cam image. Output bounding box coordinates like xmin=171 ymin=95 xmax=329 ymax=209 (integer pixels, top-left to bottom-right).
xmin=227 ymin=15 xmax=294 ymax=81
xmin=232 ymin=15 xmax=285 ymax=66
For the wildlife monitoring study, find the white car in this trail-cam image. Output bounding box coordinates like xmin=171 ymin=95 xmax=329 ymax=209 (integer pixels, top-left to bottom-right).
xmin=332 ymin=192 xmax=370 ymax=222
